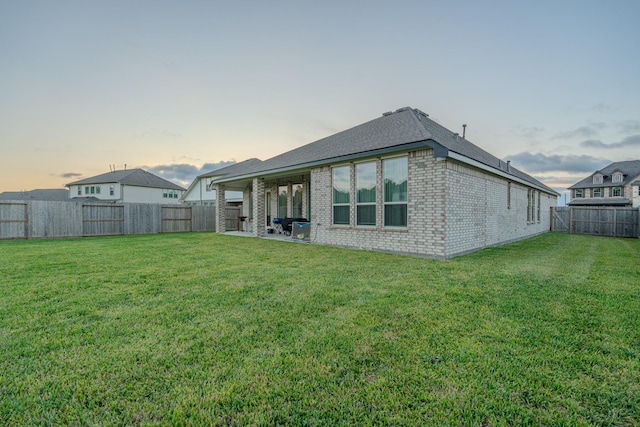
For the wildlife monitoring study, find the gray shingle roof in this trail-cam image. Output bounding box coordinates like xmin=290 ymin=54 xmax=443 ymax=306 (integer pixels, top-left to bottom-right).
xmin=568 ymin=198 xmax=631 ymax=206
xmin=0 ymin=189 xmax=70 ymax=201
xmin=67 ymin=169 xmax=185 ymax=190
xmin=568 ymin=160 xmax=640 ymax=189
xmin=217 ymin=107 xmax=555 ymax=194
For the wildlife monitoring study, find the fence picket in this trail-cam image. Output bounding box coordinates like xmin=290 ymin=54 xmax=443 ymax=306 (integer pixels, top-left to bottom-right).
xmin=551 ymin=206 xmax=639 ymax=238
xmin=0 ymin=201 xmax=220 ymax=240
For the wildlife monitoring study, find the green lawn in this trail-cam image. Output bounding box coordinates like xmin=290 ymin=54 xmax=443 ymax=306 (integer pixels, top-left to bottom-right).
xmin=1 ymin=232 xmax=638 ymax=426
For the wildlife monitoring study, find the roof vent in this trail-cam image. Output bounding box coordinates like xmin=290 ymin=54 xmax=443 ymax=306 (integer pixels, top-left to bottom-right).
xmin=395 ymin=107 xmax=410 ymax=113
xmin=415 ymin=108 xmax=429 ymax=118
xmin=382 ymin=111 xmax=393 ymax=116
xmin=453 ymin=133 xmax=459 ymax=140
xmin=506 ymin=160 xmax=511 ymax=172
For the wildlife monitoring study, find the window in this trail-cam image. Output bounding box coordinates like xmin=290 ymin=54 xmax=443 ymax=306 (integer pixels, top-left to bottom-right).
xmin=537 ymin=191 xmax=541 ymax=222
xmin=574 ymin=189 xmax=584 ymax=198
xmin=383 ymin=157 xmax=407 ymax=227
xmin=593 ymin=174 xmax=603 ymax=184
xmin=278 ymin=185 xmax=288 ymax=218
xmin=95 ymin=186 xmax=100 ymax=195
xmin=163 ymin=189 xmax=177 ymax=198
xmin=611 ymin=187 xmax=623 ymax=197
xmin=85 ymin=187 xmax=89 ymax=195
xmin=507 ymin=182 xmax=512 ymax=209
xmin=77 ymin=187 xmax=81 ymax=196
xmin=527 ymin=190 xmax=532 ymax=222
xmin=356 ymin=162 xmax=376 ymax=225
xmin=332 ymin=166 xmax=350 ymax=225
xmin=592 ymin=188 xmax=603 ymax=197
xmin=612 ymin=172 xmax=623 ymax=183
xmin=90 ymin=186 xmax=95 ymax=194
xmin=110 ymin=185 xmax=115 ymax=196
xmin=292 ymin=184 xmax=303 ymax=217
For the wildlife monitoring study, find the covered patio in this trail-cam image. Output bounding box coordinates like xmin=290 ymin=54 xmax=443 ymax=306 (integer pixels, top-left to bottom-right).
xmin=214 ymin=170 xmax=312 ymax=239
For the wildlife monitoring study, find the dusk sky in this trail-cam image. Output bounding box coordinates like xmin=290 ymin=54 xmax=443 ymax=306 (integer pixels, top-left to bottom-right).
xmin=1 ymin=1 xmax=639 ymax=204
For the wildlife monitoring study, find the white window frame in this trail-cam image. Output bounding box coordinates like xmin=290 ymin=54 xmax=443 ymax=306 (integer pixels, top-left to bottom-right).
xmin=612 ymin=172 xmax=623 ymax=183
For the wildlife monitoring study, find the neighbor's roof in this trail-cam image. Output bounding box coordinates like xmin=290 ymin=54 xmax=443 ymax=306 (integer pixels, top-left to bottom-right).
xmin=196 ymin=158 xmax=264 ymax=179
xmin=568 ymin=198 xmax=631 ymax=206
xmin=66 ymin=169 xmax=185 ymax=190
xmin=568 ymin=160 xmax=640 ymax=189
xmin=0 ymin=188 xmax=70 ymax=201
xmin=215 ymin=107 xmax=556 ymax=194
xmin=182 ymin=159 xmax=264 ymax=198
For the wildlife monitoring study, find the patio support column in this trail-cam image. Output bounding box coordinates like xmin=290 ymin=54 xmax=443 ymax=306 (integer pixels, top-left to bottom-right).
xmin=215 ymin=184 xmax=226 ymax=233
xmin=302 ymin=180 xmax=309 ymax=219
xmin=253 ymin=177 xmax=266 ymax=237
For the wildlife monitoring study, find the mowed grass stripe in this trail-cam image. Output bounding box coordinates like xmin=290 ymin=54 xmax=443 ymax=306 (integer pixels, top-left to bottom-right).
xmin=0 ymin=233 xmax=638 ymax=425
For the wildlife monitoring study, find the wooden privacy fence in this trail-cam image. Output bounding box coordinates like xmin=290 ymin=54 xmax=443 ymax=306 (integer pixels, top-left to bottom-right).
xmin=0 ymin=201 xmax=218 ymax=240
xmin=551 ymin=206 xmax=639 ymax=238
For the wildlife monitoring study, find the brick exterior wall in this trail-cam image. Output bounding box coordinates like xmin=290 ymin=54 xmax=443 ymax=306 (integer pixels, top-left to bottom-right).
xmin=310 ymin=150 xmax=448 ymax=257
xmin=444 ymin=161 xmax=553 ymax=257
xmin=309 ymin=150 xmax=555 ymax=259
xmin=215 ymin=184 xmax=226 ymax=233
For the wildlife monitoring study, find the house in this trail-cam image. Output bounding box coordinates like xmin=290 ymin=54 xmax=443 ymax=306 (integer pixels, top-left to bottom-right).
xmin=0 ymin=188 xmax=71 ymax=201
xmin=211 ymin=107 xmax=558 ymax=259
xmin=568 ymin=160 xmax=640 ymax=207
xmin=66 ymin=168 xmax=186 ymax=204
xmin=181 ymin=159 xmax=262 ymax=207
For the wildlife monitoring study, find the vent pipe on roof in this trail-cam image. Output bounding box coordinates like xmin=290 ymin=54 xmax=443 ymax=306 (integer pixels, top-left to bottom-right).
xmin=462 ymin=124 xmax=467 ymax=139
xmin=506 ymin=160 xmax=511 ymax=172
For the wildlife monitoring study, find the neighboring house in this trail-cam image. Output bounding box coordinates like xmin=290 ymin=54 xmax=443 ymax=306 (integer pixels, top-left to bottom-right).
xmin=182 ymin=159 xmax=262 ymax=206
xmin=568 ymin=160 xmax=640 ymax=207
xmin=0 ymin=188 xmax=71 ymax=201
xmin=211 ymin=107 xmax=558 ymax=259
xmin=66 ymin=168 xmax=186 ymax=204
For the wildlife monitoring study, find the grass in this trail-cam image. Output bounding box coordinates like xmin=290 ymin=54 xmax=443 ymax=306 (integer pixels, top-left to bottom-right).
xmin=0 ymin=232 xmax=638 ymax=426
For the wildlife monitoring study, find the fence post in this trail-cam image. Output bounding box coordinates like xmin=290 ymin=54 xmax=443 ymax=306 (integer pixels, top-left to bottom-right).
xmin=550 ymin=207 xmax=555 ymax=232
xmin=569 ymin=207 xmax=573 ymax=234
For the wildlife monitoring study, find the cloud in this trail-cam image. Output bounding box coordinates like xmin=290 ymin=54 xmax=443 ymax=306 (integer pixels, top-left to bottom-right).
xmin=144 ymin=161 xmax=236 ymax=186
xmin=579 ymin=134 xmax=640 ymax=149
xmin=617 ymin=120 xmax=640 ymax=134
xmin=506 ymin=152 xmax=611 ymax=174
xmin=552 ymin=126 xmax=599 ymax=140
xmin=59 ymin=172 xmax=83 ymax=179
